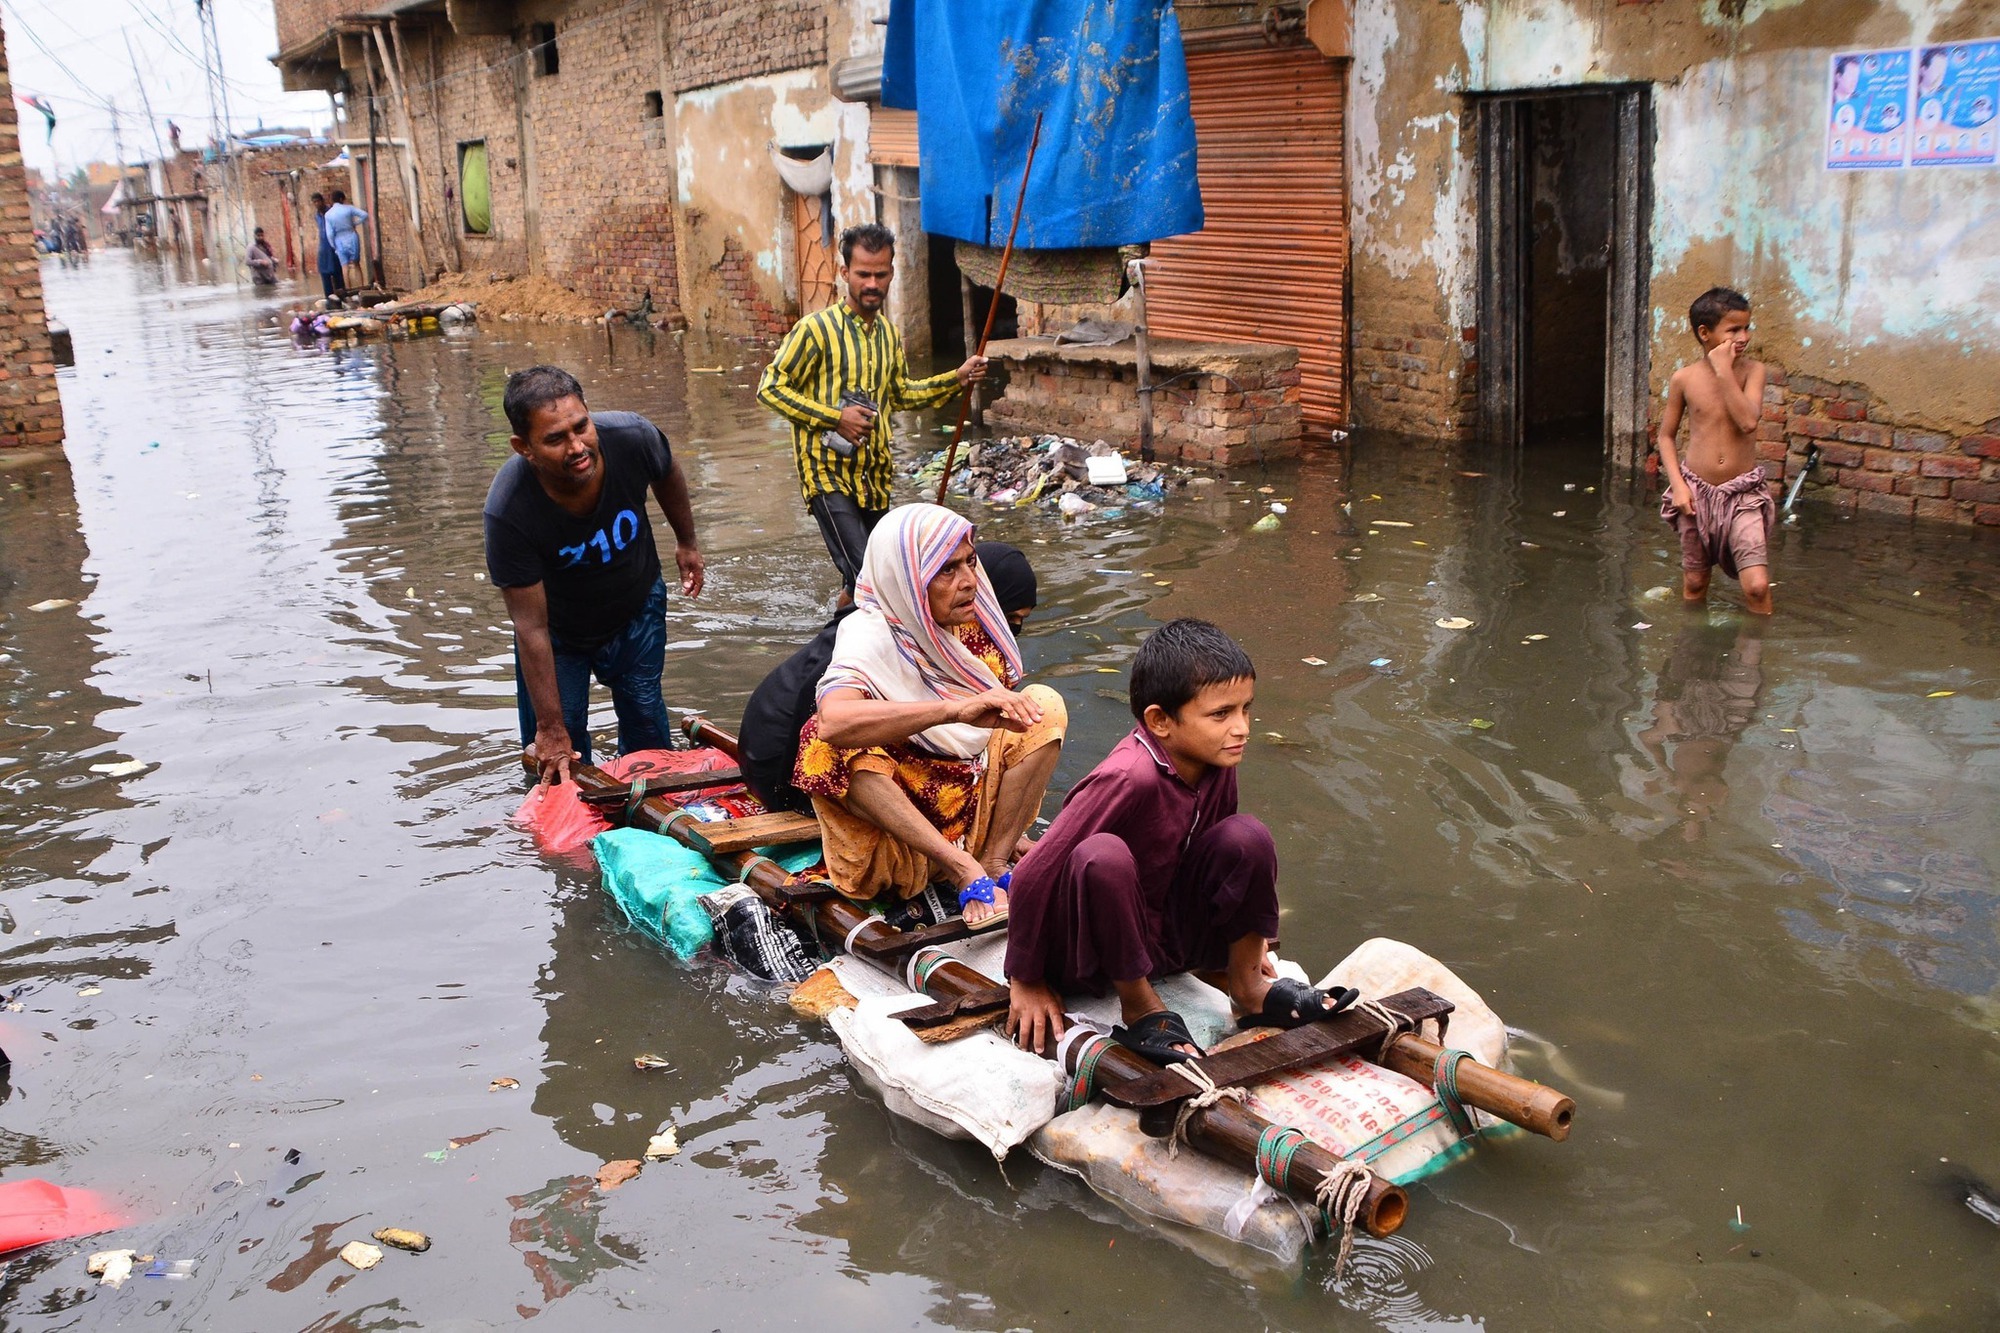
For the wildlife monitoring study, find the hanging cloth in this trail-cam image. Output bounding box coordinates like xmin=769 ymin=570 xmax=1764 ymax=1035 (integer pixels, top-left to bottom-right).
xmin=882 ymin=0 xmax=1203 ymax=250
xmin=770 ymin=143 xmax=834 ymax=197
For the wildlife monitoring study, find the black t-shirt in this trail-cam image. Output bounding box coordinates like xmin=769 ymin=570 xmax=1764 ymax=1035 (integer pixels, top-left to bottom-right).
xmin=739 ymin=608 xmax=852 ymax=813
xmin=483 ymin=411 xmax=673 ymax=650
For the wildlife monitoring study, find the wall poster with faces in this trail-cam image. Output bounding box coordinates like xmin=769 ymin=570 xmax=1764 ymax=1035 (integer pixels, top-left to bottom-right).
xmin=1826 ymin=48 xmax=1914 ymax=170
xmin=1910 ymin=39 xmax=2000 ymax=167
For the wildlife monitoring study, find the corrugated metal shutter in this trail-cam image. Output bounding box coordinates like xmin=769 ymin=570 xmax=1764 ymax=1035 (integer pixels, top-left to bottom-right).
xmin=1145 ymin=43 xmax=1348 ymax=428
xmin=869 ymin=107 xmax=919 ymax=167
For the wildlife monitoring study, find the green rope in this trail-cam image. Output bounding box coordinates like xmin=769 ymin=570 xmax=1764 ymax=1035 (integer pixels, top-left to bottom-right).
xmin=1254 ymin=1124 xmax=1309 ymax=1192
xmin=1060 ymin=1034 xmax=1114 ymax=1113
xmin=1433 ymin=1047 xmax=1477 ymax=1139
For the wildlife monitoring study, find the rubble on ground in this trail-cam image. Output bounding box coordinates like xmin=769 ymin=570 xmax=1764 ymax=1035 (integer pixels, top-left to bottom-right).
xmin=402 ymin=272 xmax=626 ymax=325
xmin=912 ymin=434 xmax=1189 ymax=516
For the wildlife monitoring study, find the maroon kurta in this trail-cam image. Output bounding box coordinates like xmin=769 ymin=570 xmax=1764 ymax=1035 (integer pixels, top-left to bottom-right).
xmin=1005 ymin=728 xmax=1279 ymax=989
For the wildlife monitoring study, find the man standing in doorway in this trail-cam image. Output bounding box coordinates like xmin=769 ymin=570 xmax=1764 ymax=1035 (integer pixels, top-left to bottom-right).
xmin=757 ymin=223 xmax=987 ymax=596
xmin=323 ymin=189 xmax=370 ymax=292
xmin=484 ymin=366 xmax=705 ymax=785
xmin=311 ymin=193 xmax=342 ymax=303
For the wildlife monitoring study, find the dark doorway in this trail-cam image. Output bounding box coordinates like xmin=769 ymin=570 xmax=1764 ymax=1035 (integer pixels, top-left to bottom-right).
xmin=1476 ymin=86 xmax=1653 ymax=464
xmin=926 ymin=235 xmax=1017 ymax=363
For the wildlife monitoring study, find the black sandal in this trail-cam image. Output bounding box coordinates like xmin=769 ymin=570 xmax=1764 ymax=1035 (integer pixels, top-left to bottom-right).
xmin=1111 ymin=1009 xmax=1206 ymax=1066
xmin=1237 ymin=977 xmax=1359 ymax=1031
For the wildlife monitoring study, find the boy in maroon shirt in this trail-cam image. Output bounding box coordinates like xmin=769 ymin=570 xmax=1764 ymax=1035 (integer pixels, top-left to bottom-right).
xmin=1003 ymin=619 xmax=1354 ymax=1063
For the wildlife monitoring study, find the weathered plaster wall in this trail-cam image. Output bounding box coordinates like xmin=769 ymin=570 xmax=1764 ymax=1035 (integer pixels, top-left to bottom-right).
xmin=1476 ymin=0 xmax=2000 ymax=436
xmin=674 ymin=69 xmax=839 ymax=337
xmin=1350 ymin=0 xmax=2000 ymax=518
xmin=1347 ymin=0 xmax=1481 ymax=436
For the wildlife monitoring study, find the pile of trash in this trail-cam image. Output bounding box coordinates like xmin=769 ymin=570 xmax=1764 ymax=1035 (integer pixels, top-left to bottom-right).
xmin=913 ymin=434 xmax=1182 ymax=517
xmin=283 ymin=301 xmax=475 ymax=342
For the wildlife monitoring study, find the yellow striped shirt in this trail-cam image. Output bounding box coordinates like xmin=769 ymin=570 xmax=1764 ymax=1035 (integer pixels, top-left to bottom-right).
xmin=757 ymin=301 xmax=962 ymax=509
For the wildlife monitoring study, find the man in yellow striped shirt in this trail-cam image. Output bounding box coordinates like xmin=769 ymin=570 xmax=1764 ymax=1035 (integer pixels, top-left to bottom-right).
xmin=758 ymin=223 xmax=987 ymax=594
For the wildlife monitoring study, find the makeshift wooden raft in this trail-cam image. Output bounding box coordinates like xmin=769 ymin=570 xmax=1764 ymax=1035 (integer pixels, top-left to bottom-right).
xmin=547 ymin=721 xmax=1575 ymax=1255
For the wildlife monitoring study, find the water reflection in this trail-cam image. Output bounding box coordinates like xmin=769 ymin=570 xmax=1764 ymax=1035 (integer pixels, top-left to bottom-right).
xmin=1637 ymin=620 xmax=1766 ymax=841
xmin=2 ymin=250 xmax=1997 ymax=1329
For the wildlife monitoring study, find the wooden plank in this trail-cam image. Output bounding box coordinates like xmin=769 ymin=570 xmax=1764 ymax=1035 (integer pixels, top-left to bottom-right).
xmin=1099 ymin=988 xmax=1453 ymax=1110
xmin=895 ymin=985 xmax=1012 ymax=1029
xmin=676 ymin=811 xmax=821 ymax=855
xmin=848 ymin=914 xmax=977 ymax=962
xmin=576 ymin=765 xmax=744 ymax=804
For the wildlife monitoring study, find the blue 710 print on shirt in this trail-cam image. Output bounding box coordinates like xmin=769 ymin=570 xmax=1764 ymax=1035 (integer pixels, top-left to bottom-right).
xmin=558 ymin=509 xmax=642 ymax=567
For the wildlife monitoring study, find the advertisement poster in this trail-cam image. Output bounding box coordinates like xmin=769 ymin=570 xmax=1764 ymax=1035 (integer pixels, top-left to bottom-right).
xmin=1910 ymin=39 xmax=2000 ymax=167
xmin=1826 ymin=48 xmax=1913 ymax=169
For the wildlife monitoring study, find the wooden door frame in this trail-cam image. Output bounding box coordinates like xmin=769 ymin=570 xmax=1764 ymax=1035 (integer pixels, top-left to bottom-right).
xmin=1471 ymin=84 xmax=1653 ymax=462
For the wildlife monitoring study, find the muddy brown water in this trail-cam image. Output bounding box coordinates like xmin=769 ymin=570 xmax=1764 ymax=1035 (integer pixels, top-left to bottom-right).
xmin=2 ymin=254 xmax=1996 ymax=1330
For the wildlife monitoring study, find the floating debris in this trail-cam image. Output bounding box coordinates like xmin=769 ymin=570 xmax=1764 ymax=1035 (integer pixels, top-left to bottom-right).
xmin=1435 ymin=617 xmax=1475 ymax=631
xmin=372 ymin=1228 xmax=431 ymax=1254
xmin=27 ymin=599 xmax=74 ymax=613
xmin=595 ymin=1159 xmax=643 ymax=1192
xmin=633 ymin=1054 xmax=674 ymax=1071
xmin=1469 ymin=718 xmax=1496 ymax=731
xmin=489 ymin=1077 xmax=520 ymax=1092
xmin=1301 ymin=656 xmax=1327 ymax=667
xmin=87 ymin=1250 xmax=137 ymax=1287
xmin=1351 ymin=593 xmax=1384 ymax=603
xmin=89 ymin=760 xmax=147 ymax=777
xmin=644 ymin=1127 xmax=680 ymax=1160
xmin=1927 ymin=690 xmax=1957 ymax=698
xmin=1250 ymin=513 xmax=1281 ymax=533
xmin=338 ymin=1241 xmax=383 ymax=1271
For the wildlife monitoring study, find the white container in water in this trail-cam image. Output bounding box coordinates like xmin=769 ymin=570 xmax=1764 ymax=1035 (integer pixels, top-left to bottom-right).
xmin=1085 ymin=455 xmax=1129 ymax=486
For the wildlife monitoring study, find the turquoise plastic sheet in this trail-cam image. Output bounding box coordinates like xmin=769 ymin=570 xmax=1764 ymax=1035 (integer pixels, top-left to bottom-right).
xmin=592 ymin=828 xmax=823 ymax=961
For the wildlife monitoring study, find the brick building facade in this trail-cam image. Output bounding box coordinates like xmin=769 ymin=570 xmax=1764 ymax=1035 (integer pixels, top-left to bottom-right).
xmin=0 ymin=14 xmax=64 ymax=452
xmin=272 ymin=0 xmax=836 ymax=330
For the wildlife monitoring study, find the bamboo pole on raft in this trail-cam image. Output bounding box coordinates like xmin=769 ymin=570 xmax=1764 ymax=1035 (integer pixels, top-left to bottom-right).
xmin=935 ymin=112 xmax=1043 ymax=505
xmin=669 ymin=719 xmax=1408 ymax=1238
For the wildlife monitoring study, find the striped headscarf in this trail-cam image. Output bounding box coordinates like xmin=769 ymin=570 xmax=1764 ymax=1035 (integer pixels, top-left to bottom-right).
xmin=817 ymin=503 xmax=1024 ymax=758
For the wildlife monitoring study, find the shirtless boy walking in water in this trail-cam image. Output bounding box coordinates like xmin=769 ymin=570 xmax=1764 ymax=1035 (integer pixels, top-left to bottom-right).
xmin=1657 ymin=287 xmax=1775 ymax=615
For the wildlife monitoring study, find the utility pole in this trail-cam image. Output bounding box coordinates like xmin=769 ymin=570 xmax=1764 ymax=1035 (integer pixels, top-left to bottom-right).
xmin=195 ymin=0 xmax=251 ymax=276
xmin=126 ymin=32 xmax=175 ymax=249
xmin=108 ymin=99 xmax=130 ymax=244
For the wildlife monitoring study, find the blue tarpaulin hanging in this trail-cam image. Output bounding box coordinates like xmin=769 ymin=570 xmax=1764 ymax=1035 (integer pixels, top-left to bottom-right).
xmin=881 ymin=0 xmax=1203 ymax=250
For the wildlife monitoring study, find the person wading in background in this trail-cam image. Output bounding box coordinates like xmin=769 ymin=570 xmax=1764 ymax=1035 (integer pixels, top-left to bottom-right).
xmin=757 ymin=223 xmax=988 ymax=602
xmin=311 ymin=193 xmax=342 ymax=303
xmin=322 ymin=190 xmax=370 ymax=294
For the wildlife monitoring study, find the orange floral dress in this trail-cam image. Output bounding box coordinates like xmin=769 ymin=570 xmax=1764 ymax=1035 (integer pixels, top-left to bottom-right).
xmin=792 ymin=622 xmax=1013 ymax=847
xmin=792 ymin=623 xmax=1067 ymax=900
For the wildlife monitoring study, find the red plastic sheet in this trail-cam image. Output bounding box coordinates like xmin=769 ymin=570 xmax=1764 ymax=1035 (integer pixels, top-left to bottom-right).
xmin=0 ymin=1179 xmax=127 ymax=1255
xmin=512 ymin=748 xmax=742 ymax=854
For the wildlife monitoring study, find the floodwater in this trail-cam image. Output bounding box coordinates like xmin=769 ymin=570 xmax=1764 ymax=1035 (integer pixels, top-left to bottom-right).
xmin=2 ymin=252 xmax=1997 ymax=1331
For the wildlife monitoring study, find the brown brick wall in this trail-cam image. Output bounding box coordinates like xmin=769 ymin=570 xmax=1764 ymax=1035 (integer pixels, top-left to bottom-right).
xmin=1748 ymin=368 xmax=2000 ymax=528
xmin=986 ymin=346 xmax=1303 ymax=468
xmin=668 ymin=0 xmax=825 ymax=93
xmin=273 ymin=0 xmax=346 ymax=56
xmin=1349 ymin=291 xmax=1476 ymax=440
xmin=526 ymin=0 xmax=678 ymax=310
xmin=0 ymin=16 xmax=64 ymax=450
xmin=323 ymin=5 xmax=679 ymax=311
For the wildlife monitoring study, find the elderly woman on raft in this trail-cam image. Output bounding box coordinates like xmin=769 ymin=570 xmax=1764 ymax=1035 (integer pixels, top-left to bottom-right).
xmin=792 ymin=504 xmax=1065 ymax=925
